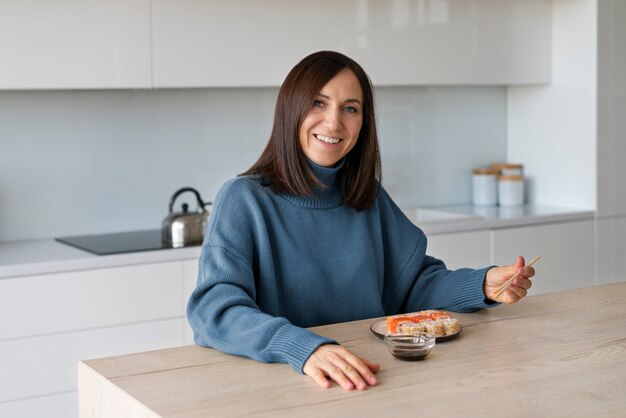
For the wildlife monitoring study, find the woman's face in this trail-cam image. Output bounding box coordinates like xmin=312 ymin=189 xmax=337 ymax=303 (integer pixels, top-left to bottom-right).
xmin=298 ymin=69 xmax=363 ymax=167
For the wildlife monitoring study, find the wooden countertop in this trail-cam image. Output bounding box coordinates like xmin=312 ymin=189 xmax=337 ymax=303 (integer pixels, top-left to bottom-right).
xmin=79 ymin=283 xmax=626 ymax=417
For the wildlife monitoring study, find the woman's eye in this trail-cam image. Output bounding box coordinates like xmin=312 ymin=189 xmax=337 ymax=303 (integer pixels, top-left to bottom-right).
xmin=344 ymin=106 xmax=358 ymax=113
xmin=313 ymin=100 xmax=324 ymax=108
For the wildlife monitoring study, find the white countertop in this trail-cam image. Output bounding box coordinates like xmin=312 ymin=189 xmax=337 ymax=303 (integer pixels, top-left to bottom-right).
xmin=0 ymin=205 xmax=593 ymax=279
xmin=0 ymin=239 xmax=201 ymax=279
xmin=412 ymin=204 xmax=595 ymax=235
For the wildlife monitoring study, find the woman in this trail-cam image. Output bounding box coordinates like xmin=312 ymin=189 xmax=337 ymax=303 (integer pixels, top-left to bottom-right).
xmin=187 ymin=51 xmax=535 ymax=391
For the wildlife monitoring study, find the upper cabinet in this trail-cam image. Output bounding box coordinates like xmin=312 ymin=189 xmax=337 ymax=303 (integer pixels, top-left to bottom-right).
xmin=0 ymin=0 xmax=551 ymax=90
xmin=0 ymin=0 xmax=151 ymax=89
xmin=152 ymin=0 xmax=552 ymax=88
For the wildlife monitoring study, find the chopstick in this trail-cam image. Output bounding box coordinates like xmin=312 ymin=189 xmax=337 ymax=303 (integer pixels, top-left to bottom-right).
xmin=492 ymin=256 xmax=541 ymax=299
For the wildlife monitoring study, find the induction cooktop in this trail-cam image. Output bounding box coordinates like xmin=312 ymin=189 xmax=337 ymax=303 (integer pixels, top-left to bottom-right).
xmin=55 ymin=229 xmax=199 ymax=255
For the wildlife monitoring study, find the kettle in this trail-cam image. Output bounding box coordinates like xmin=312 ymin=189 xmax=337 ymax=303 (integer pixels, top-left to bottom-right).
xmin=162 ymin=187 xmax=211 ymax=248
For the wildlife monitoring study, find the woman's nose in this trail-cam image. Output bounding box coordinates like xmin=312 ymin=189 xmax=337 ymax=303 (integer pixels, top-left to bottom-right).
xmin=323 ymin=106 xmax=342 ymax=129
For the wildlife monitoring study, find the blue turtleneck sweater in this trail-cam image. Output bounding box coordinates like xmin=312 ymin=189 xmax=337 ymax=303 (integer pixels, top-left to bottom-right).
xmin=187 ymin=160 xmax=495 ymax=373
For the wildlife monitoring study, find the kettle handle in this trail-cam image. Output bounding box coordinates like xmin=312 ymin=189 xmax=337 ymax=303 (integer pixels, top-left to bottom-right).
xmin=168 ymin=187 xmax=206 ymax=213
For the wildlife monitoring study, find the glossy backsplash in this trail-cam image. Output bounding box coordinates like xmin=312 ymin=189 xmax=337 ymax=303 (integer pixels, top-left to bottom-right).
xmin=0 ymin=86 xmax=505 ymax=241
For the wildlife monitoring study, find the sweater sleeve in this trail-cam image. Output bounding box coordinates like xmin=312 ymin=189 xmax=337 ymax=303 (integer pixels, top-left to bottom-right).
xmin=186 ymin=180 xmax=335 ymax=373
xmin=396 ymin=247 xmax=498 ymax=313
xmin=377 ymin=189 xmax=499 ymax=314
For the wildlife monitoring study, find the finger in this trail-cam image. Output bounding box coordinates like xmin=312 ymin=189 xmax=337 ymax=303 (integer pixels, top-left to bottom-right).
xmin=334 ymin=354 xmax=371 ymax=390
xmin=513 ymin=267 xmax=535 ymax=283
xmin=308 ymin=367 xmax=332 ymax=389
xmin=326 ymin=365 xmax=355 ymax=391
xmin=343 ymin=353 xmax=379 ymax=387
xmin=339 ymin=362 xmax=368 ymax=390
xmin=507 ymin=284 xmax=528 ymax=299
xmin=524 ymin=266 xmax=536 ymax=278
xmin=362 ymin=358 xmax=381 ymax=374
xmin=513 ymin=277 xmax=532 ymax=290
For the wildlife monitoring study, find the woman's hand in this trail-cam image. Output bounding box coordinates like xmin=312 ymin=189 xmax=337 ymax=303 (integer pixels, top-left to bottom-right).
xmin=303 ymin=344 xmax=379 ymax=390
xmin=484 ymin=256 xmax=536 ymax=303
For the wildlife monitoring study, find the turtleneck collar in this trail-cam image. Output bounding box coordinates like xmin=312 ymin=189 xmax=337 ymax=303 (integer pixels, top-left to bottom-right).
xmin=280 ymin=158 xmax=345 ymax=209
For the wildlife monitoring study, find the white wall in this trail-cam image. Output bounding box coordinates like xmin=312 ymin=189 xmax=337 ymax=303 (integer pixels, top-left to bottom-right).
xmin=0 ymin=86 xmax=506 ymax=242
xmin=594 ymin=0 xmax=626 ymax=284
xmin=506 ymin=0 xmax=597 ymax=209
xmin=597 ymin=0 xmax=626 ymax=218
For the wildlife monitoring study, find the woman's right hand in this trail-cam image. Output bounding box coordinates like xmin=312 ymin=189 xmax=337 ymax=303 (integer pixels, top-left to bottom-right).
xmin=303 ymin=344 xmax=380 ymax=390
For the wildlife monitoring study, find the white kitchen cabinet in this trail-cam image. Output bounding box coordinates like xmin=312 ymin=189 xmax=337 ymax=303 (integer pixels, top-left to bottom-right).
xmin=0 ymin=392 xmax=76 ymax=418
xmin=1 ymin=0 xmax=551 ymax=89
xmin=183 ymin=258 xmax=199 ymax=345
xmin=0 ymin=319 xmax=183 ymax=405
xmin=151 ymin=0 xmax=551 ymax=88
xmin=0 ymin=0 xmax=151 ymax=89
xmin=594 ymin=216 xmax=626 ymax=285
xmin=0 ymin=260 xmax=191 ymax=418
xmin=0 ymin=262 xmax=184 ymax=340
xmin=492 ymin=220 xmax=594 ymax=295
xmin=426 ymin=230 xmax=491 ymax=270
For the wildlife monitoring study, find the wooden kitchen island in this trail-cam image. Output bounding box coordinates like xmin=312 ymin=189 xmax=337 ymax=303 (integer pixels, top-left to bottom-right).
xmin=79 ymin=283 xmax=626 ymax=417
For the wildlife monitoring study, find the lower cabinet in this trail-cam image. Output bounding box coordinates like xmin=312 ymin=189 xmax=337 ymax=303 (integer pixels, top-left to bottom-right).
xmin=0 ymin=259 xmax=197 ymax=418
xmin=426 ymin=230 xmax=491 ymax=270
xmin=0 ymin=392 xmax=77 ymax=418
xmin=183 ymin=259 xmax=200 ymax=345
xmin=492 ymin=220 xmax=594 ymax=295
xmin=427 ymin=219 xmax=594 ymax=297
xmin=594 ymin=216 xmax=626 ymax=285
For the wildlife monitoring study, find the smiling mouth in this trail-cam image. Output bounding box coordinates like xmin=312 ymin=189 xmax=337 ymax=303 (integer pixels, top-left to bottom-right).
xmin=314 ymin=134 xmax=341 ymax=144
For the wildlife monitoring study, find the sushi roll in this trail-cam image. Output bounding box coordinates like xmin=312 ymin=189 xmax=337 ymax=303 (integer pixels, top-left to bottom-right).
xmin=424 ymin=320 xmax=446 ymax=337
xmin=429 ymin=311 xmax=451 ymax=321
xmin=439 ymin=318 xmax=461 ymax=335
xmin=397 ymin=321 xmax=428 ymax=335
xmin=386 ymin=315 xmax=414 ymax=333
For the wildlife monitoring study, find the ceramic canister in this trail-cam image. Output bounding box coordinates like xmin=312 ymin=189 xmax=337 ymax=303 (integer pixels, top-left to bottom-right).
xmin=472 ymin=168 xmax=498 ymax=206
xmin=498 ymin=175 xmax=524 ymax=206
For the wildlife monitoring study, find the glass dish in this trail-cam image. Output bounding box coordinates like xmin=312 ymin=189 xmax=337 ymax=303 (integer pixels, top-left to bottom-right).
xmin=383 ymin=332 xmax=436 ymax=361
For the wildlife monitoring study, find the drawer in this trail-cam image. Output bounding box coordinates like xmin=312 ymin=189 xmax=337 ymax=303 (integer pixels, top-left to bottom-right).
xmin=0 ymin=318 xmax=184 ymax=403
xmin=0 ymin=392 xmax=77 ymax=418
xmin=0 ymin=261 xmax=183 ymax=340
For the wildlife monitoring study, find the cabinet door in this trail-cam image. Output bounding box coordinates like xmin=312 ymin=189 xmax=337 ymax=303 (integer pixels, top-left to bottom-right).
xmin=0 ymin=261 xmax=184 ymax=340
xmin=0 ymin=0 xmax=151 ymax=89
xmin=427 ymin=230 xmax=491 ymax=270
xmin=0 ymin=260 xmax=187 ymax=417
xmin=151 ymin=0 xmax=551 ymax=88
xmin=0 ymin=392 xmax=76 ymax=418
xmin=0 ymin=318 xmax=183 ymax=402
xmin=182 ymin=258 xmax=200 ymax=345
xmin=0 ymin=319 xmax=183 ymax=416
xmin=594 ymin=217 xmax=626 ymax=285
xmin=492 ymin=220 xmax=594 ymax=295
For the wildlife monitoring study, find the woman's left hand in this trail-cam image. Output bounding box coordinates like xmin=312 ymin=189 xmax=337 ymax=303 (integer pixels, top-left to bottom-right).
xmin=484 ymin=256 xmax=535 ymax=303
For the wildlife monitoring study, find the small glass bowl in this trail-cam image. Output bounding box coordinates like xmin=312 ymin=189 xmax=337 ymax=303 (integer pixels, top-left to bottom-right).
xmin=384 ymin=332 xmax=436 ymax=361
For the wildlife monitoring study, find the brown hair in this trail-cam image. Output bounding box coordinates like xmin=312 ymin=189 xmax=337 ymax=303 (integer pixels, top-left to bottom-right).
xmin=242 ymin=50 xmax=381 ymax=210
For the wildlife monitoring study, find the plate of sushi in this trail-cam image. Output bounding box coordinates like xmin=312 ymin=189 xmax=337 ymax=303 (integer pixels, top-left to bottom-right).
xmin=370 ymin=310 xmax=462 ymax=342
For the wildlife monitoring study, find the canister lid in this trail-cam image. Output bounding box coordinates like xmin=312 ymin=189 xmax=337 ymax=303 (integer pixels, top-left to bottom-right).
xmin=473 ymin=168 xmax=498 ymax=175
xmin=498 ymin=174 xmax=524 ymax=181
